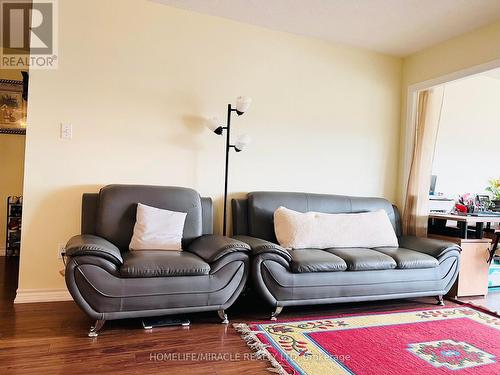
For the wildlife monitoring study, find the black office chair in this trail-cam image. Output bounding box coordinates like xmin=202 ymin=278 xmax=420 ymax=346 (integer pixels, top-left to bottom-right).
xmin=487 ymin=230 xmax=499 ymax=264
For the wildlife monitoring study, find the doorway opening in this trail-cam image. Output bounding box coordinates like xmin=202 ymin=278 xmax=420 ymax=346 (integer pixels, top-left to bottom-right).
xmin=403 ymin=62 xmax=500 ymax=313
xmin=0 ymin=69 xmax=28 ymax=304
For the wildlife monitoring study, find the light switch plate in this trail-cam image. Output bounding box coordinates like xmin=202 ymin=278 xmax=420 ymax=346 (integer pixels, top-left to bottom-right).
xmin=57 ymin=243 xmax=65 ymax=259
xmin=60 ymin=123 xmax=72 ymax=139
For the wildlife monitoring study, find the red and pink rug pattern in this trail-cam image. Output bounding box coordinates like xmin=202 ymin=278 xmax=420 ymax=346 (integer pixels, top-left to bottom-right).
xmin=234 ymin=306 xmax=500 ymax=374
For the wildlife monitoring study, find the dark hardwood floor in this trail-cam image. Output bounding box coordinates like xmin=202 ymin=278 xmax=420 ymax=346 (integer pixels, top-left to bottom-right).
xmin=1 ymin=256 xmax=499 ymax=374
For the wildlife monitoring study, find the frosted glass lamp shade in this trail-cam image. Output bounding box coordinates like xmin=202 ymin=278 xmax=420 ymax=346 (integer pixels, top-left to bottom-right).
xmin=234 ymin=134 xmax=251 ymax=152
xmin=235 ymin=96 xmax=252 ymax=115
xmin=206 ymin=117 xmax=223 ymax=135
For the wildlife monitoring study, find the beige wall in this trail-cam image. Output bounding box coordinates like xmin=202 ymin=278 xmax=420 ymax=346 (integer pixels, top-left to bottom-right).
xmin=19 ymin=0 xmax=402 ymax=291
xmin=398 ymin=20 xmax=500 ymax=206
xmin=432 ymin=75 xmax=500 ymax=197
xmin=0 ymin=68 xmax=25 ymax=253
xmin=0 ymin=135 xmax=25 ymax=252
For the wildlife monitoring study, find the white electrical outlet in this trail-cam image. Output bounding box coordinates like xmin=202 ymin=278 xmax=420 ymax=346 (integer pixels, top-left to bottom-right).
xmin=60 ymin=123 xmax=72 ymax=139
xmin=57 ymin=243 xmax=66 ymax=259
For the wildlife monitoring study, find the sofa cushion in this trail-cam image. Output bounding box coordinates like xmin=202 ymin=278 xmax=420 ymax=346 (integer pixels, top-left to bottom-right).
xmin=274 ymin=207 xmax=398 ymax=249
xmin=120 ymin=250 xmax=210 ymax=278
xmin=373 ymin=247 xmax=439 ymax=269
xmin=326 ymin=248 xmax=397 ymax=271
xmin=290 ymin=249 xmax=347 ymax=273
xmin=247 ymin=191 xmax=399 ymax=242
xmin=129 ymin=203 xmax=186 ymax=251
xmin=96 ymin=185 xmax=203 ymax=250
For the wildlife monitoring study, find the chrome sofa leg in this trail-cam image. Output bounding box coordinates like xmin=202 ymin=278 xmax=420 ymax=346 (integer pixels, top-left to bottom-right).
xmin=218 ymin=309 xmax=229 ymax=324
xmin=88 ymin=319 xmax=106 ymax=337
xmin=270 ymin=306 xmax=283 ymax=321
xmin=436 ymin=295 xmax=445 ymax=306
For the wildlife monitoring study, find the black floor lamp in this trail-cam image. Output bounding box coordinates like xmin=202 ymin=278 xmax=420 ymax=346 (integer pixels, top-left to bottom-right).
xmin=206 ymin=96 xmax=252 ymax=235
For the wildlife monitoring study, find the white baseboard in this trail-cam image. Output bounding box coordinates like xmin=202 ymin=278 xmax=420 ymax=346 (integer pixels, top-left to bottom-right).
xmin=0 ymin=247 xmax=5 ymax=256
xmin=14 ymin=288 xmax=73 ymax=304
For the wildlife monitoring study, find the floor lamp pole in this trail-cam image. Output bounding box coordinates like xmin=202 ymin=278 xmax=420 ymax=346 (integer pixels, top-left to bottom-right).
xmin=223 ymin=104 xmax=232 ymax=236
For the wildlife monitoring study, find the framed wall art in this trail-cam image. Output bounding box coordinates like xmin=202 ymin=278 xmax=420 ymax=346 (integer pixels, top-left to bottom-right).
xmin=0 ymin=79 xmax=26 ymax=135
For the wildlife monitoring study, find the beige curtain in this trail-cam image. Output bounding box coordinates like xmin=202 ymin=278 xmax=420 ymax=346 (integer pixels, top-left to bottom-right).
xmin=403 ymin=87 xmax=445 ymax=237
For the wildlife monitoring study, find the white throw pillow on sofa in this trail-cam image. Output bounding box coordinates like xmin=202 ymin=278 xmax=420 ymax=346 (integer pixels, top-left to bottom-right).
xmin=129 ymin=203 xmax=187 ymax=251
xmin=274 ymin=207 xmax=399 ymax=249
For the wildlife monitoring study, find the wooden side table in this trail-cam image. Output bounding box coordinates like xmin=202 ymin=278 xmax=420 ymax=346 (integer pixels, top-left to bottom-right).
xmin=429 ymin=234 xmax=491 ymax=297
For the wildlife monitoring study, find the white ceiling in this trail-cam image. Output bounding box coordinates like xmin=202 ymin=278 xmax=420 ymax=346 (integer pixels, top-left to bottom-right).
xmin=153 ymin=0 xmax=500 ymax=56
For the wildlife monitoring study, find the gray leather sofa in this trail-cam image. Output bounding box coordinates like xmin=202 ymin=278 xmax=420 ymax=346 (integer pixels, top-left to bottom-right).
xmin=232 ymin=191 xmax=461 ymax=320
xmin=64 ymin=185 xmax=250 ymax=336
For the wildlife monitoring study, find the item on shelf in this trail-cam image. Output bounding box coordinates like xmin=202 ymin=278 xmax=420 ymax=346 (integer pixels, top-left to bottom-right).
xmin=493 ymin=202 xmax=500 ymax=212
xmin=8 ymin=218 xmax=20 ymax=231
xmin=429 ymin=195 xmax=455 ymax=213
xmin=486 ymin=178 xmax=500 ymax=212
xmin=476 ymin=195 xmax=492 ymax=211
xmin=455 ymin=193 xmax=483 ymax=213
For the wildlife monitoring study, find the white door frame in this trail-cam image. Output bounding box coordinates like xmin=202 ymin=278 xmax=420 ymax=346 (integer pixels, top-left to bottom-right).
xmin=401 ymin=58 xmax=500 ymax=204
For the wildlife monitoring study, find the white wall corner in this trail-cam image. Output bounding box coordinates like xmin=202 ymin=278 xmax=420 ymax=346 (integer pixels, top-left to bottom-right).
xmin=14 ymin=288 xmax=73 ymax=304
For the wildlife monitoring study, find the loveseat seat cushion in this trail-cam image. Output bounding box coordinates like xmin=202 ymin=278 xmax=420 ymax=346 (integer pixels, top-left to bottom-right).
xmin=326 ymin=248 xmax=397 ymax=271
xmin=120 ymin=250 xmax=210 ymax=278
xmin=290 ymin=249 xmax=347 ymax=273
xmin=373 ymin=247 xmax=439 ymax=269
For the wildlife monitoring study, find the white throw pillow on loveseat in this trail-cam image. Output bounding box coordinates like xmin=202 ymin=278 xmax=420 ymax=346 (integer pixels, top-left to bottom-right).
xmin=274 ymin=207 xmax=399 ymax=250
xmin=129 ymin=203 xmax=187 ymax=251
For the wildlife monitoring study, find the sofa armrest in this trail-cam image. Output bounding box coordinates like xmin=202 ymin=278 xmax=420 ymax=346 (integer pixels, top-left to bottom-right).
xmin=65 ymin=234 xmax=123 ymax=266
xmin=233 ymin=235 xmax=292 ymax=262
xmin=398 ymin=235 xmax=461 ymax=259
xmin=187 ymin=235 xmax=250 ymax=263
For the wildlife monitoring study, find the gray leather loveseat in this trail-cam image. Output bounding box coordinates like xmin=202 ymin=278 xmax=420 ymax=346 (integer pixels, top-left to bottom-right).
xmin=232 ymin=191 xmax=461 ymax=320
xmin=65 ymin=185 xmax=250 ymax=336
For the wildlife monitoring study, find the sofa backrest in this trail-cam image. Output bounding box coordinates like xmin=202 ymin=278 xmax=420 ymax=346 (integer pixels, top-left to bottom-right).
xmin=81 ymin=185 xmax=213 ymax=250
xmin=232 ymin=191 xmax=401 ymax=242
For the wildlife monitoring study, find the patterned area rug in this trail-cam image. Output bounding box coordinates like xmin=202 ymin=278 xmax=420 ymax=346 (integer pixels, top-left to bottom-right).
xmin=234 ymin=305 xmax=500 ymax=374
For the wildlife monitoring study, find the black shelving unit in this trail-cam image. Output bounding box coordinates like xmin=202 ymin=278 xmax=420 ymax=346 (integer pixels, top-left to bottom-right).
xmin=6 ymin=196 xmax=22 ymax=256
